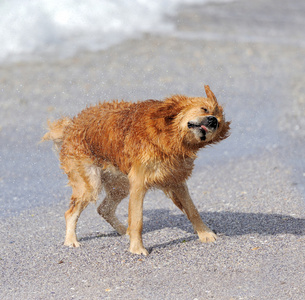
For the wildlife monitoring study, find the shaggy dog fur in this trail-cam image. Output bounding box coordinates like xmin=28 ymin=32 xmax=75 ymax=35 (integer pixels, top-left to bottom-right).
xmin=42 ymin=85 xmax=230 ymax=255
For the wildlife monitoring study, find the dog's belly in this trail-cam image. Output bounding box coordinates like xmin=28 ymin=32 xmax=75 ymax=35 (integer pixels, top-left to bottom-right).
xmin=87 ymin=155 xmax=195 ymax=194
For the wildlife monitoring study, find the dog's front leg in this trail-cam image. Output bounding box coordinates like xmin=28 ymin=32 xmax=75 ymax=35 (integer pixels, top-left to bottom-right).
xmin=167 ymin=182 xmax=217 ymax=243
xmin=126 ymin=170 xmax=148 ymax=255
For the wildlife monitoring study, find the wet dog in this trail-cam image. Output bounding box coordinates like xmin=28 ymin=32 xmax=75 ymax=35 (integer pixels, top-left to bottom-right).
xmin=42 ymin=85 xmax=230 ymax=255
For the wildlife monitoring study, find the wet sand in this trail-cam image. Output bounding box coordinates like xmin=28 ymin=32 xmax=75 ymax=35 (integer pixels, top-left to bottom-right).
xmin=1 ymin=0 xmax=305 ymax=298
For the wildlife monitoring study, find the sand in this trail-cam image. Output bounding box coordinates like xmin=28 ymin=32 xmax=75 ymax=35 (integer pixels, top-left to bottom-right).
xmin=1 ymin=0 xmax=304 ymax=298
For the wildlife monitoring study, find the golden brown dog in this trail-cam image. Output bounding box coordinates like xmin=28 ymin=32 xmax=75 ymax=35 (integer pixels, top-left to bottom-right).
xmin=42 ymin=85 xmax=230 ymax=255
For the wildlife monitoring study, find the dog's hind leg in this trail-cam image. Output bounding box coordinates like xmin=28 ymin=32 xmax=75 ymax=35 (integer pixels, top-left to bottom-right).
xmin=97 ymin=171 xmax=129 ymax=235
xmin=64 ymin=163 xmax=99 ymax=247
xmin=64 ymin=196 xmax=90 ymax=247
xmin=164 ymin=182 xmax=217 ymax=243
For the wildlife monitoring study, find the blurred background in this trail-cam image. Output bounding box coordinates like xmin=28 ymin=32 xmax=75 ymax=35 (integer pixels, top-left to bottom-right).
xmin=1 ymin=0 xmax=214 ymax=63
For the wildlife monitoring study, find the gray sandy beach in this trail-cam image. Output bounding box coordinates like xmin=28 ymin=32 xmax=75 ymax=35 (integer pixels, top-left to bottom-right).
xmin=1 ymin=0 xmax=305 ymax=299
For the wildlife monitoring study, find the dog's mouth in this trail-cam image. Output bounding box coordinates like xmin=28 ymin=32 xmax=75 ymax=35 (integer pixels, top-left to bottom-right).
xmin=187 ymin=116 xmax=218 ymax=141
xmin=188 ymin=123 xmax=209 ymax=132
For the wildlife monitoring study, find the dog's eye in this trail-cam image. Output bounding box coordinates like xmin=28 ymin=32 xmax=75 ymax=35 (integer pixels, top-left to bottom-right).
xmin=201 ymin=107 xmax=209 ymax=113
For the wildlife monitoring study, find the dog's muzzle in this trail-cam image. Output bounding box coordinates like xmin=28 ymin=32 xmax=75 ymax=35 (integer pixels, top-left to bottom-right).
xmin=187 ymin=116 xmax=218 ymax=130
xmin=187 ymin=116 xmax=218 ymax=141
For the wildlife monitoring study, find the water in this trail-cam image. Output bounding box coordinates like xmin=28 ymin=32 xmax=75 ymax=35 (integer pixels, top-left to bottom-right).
xmin=0 ymin=0 xmax=228 ymax=63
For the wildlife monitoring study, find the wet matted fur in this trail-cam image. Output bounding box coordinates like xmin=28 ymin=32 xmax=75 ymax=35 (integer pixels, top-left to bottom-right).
xmin=42 ymin=85 xmax=230 ymax=255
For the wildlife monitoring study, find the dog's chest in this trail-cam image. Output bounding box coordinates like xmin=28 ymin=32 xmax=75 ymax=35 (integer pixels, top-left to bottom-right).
xmin=144 ymin=157 xmax=195 ymax=186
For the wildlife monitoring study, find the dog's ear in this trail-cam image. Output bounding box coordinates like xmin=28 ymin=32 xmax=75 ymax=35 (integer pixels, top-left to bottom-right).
xmin=151 ymin=96 xmax=183 ymax=120
xmin=155 ymin=104 xmax=178 ymax=120
xmin=204 ymin=85 xmax=218 ymax=104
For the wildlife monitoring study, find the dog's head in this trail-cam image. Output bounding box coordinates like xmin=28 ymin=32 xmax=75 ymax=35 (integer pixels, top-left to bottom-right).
xmin=180 ymin=85 xmax=230 ymax=146
xmin=151 ymin=85 xmax=230 ymax=151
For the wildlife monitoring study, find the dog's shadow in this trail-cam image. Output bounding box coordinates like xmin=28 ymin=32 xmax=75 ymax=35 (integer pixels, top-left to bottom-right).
xmin=141 ymin=209 xmax=305 ymax=252
xmin=80 ymin=209 xmax=305 ymax=250
xmin=143 ymin=209 xmax=305 ymax=236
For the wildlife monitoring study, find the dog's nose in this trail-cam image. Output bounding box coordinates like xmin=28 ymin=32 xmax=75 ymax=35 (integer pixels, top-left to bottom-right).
xmin=207 ymin=116 xmax=218 ymax=129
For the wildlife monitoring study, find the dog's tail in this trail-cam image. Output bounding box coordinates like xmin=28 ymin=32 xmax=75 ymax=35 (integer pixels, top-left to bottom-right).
xmin=41 ymin=117 xmax=72 ymax=153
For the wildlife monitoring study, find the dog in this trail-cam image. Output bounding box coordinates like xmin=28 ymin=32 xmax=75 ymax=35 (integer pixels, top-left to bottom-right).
xmin=42 ymin=85 xmax=230 ymax=255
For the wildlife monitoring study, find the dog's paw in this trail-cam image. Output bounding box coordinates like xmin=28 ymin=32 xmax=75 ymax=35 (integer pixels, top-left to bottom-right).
xmin=64 ymin=240 xmax=81 ymax=247
xmin=116 ymin=225 xmax=127 ymax=236
xmin=198 ymin=230 xmax=217 ymax=243
xmin=129 ymin=245 xmax=149 ymax=256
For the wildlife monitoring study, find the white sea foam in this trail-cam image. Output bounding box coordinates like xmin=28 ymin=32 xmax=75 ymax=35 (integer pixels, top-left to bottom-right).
xmin=0 ymin=0 xmax=226 ymax=63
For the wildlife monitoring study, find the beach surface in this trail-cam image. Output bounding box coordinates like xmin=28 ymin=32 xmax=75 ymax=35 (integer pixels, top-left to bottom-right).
xmin=1 ymin=0 xmax=305 ymax=299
